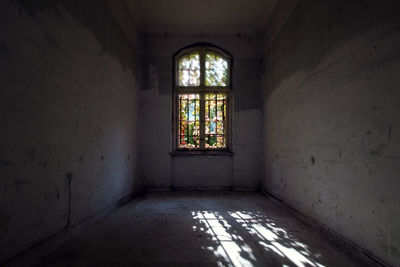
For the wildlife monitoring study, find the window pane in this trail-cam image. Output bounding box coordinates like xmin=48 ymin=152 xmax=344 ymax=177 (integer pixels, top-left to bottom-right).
xmin=205 ymin=93 xmax=227 ymax=148
xmin=205 ymin=52 xmax=228 ymax=86
xmin=178 ymin=52 xmax=200 ymax=86
xmin=178 ymin=94 xmax=200 ymax=148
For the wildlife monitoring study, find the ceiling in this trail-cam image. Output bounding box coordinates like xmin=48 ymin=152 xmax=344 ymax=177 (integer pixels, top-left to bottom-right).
xmin=124 ymin=0 xmax=279 ymax=34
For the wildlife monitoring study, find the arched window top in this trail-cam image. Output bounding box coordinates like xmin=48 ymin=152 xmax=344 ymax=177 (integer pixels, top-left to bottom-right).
xmin=175 ymin=45 xmax=231 ymax=88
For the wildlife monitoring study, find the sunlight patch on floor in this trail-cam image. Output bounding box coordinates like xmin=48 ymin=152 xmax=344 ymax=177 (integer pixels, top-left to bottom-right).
xmin=192 ymin=210 xmax=326 ymax=267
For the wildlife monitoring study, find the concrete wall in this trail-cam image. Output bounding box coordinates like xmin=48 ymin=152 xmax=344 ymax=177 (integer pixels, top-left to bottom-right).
xmin=261 ymin=0 xmax=400 ymax=266
xmin=0 ymin=0 xmax=141 ymax=263
xmin=140 ymin=34 xmax=262 ymax=190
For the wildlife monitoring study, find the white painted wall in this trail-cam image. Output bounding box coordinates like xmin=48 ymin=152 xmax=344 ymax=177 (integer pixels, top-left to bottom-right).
xmin=140 ymin=34 xmax=262 ymax=190
xmin=261 ymin=1 xmax=400 ymax=265
xmin=0 ymin=1 xmax=141 ymax=263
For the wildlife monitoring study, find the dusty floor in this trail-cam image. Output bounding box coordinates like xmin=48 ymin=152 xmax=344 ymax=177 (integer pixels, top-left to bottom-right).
xmin=13 ymin=192 xmax=375 ymax=266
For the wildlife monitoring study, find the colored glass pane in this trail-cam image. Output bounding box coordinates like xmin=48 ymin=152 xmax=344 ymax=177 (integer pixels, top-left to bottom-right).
xmin=205 ymin=93 xmax=227 ymax=148
xmin=178 ymin=94 xmax=200 ymax=148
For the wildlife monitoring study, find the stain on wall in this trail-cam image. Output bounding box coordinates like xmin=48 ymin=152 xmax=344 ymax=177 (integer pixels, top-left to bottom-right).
xmin=261 ymin=0 xmax=400 ymax=265
xmin=16 ymin=0 xmax=140 ymax=74
xmin=0 ymin=0 xmax=141 ymax=263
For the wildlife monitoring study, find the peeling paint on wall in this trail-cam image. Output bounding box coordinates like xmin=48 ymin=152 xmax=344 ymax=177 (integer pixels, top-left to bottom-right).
xmin=0 ymin=0 xmax=141 ymax=263
xmin=261 ymin=0 xmax=400 ymax=266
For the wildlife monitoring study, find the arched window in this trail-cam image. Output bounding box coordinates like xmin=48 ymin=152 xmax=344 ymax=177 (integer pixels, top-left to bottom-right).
xmin=173 ymin=44 xmax=232 ymax=151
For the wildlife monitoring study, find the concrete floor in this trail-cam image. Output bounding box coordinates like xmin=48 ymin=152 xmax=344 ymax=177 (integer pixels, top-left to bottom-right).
xmin=13 ymin=192 xmax=375 ymax=267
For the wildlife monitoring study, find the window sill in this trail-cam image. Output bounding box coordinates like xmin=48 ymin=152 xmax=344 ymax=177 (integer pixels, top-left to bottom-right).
xmin=170 ymin=150 xmax=234 ymax=157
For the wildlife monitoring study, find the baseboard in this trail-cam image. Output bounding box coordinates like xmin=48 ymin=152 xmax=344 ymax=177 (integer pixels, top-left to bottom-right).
xmin=144 ymin=186 xmax=259 ymax=192
xmin=232 ymin=186 xmax=261 ymax=192
xmin=261 ymin=189 xmax=388 ymax=267
xmin=3 ymin=189 xmax=142 ymax=267
xmin=173 ymin=186 xmax=233 ymax=191
xmin=144 ymin=186 xmax=172 ymax=192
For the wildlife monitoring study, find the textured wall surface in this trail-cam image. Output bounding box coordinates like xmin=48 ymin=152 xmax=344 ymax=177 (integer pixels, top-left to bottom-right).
xmin=140 ymin=34 xmax=262 ymax=190
xmin=0 ymin=0 xmax=141 ymax=263
xmin=261 ymin=0 xmax=400 ymax=265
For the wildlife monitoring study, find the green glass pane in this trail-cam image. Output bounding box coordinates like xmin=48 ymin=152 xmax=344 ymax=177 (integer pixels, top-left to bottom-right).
xmin=206 ymin=135 xmax=219 ymax=148
xmin=216 ymin=135 xmax=225 ymax=148
xmin=217 ymin=122 xmax=224 ymax=134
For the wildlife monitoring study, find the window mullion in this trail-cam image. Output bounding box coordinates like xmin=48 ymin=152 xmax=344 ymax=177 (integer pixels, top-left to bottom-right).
xmin=199 ymin=48 xmax=206 ymax=149
xmin=200 ymin=48 xmax=205 ymax=87
xmin=225 ymin=93 xmax=229 ymax=149
xmin=200 ymin=93 xmax=205 ymax=149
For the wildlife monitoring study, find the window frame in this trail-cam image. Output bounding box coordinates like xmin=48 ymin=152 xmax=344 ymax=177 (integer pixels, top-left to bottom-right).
xmin=172 ymin=44 xmax=233 ymax=154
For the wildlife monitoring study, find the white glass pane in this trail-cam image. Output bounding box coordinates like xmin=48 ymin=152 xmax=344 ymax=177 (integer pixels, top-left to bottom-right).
xmin=178 ymin=52 xmax=200 ymax=86
xmin=205 ymin=52 xmax=228 ymax=86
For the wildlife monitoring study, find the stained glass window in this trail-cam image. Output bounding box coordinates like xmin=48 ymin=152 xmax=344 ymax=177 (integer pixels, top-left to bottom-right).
xmin=175 ymin=45 xmax=231 ymax=151
xmin=205 ymin=94 xmax=227 ymax=148
xmin=178 ymin=94 xmax=200 ymax=148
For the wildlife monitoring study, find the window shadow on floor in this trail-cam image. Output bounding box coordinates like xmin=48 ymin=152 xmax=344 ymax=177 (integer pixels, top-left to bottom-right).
xmin=191 ymin=210 xmax=327 ymax=267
